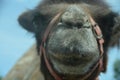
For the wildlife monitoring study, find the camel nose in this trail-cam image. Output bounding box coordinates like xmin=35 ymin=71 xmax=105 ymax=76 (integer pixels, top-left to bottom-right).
xmin=61 ymin=5 xmax=89 ymax=28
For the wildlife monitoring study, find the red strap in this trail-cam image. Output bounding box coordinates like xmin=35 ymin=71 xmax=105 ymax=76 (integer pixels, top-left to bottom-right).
xmin=40 ymin=46 xmax=62 ymax=80
xmin=89 ymin=16 xmax=104 ymax=72
xmin=89 ymin=16 xmax=104 ymax=55
xmin=42 ymin=13 xmax=62 ymax=43
xmin=40 ymin=13 xmax=63 ymax=80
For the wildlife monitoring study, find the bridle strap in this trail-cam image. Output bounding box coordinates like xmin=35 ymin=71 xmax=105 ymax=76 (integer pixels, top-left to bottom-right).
xmin=89 ymin=15 xmax=105 ymax=76
xmin=40 ymin=13 xmax=62 ymax=80
xmin=40 ymin=13 xmax=104 ymax=80
xmin=40 ymin=46 xmax=62 ymax=80
xmin=89 ymin=16 xmax=104 ymax=56
xmin=42 ymin=13 xmax=62 ymax=44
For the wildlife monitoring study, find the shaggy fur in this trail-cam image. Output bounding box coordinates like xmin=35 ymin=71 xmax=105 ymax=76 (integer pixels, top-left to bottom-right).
xmin=18 ymin=0 xmax=120 ymax=80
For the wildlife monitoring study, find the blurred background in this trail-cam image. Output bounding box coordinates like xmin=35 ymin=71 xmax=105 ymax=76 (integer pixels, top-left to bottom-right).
xmin=0 ymin=0 xmax=120 ymax=80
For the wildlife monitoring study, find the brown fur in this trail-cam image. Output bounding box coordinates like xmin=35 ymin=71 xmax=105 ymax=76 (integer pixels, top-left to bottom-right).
xmin=18 ymin=0 xmax=120 ymax=80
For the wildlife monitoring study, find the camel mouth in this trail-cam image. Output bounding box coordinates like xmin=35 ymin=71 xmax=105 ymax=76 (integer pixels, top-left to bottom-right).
xmin=49 ymin=51 xmax=99 ymax=66
xmin=47 ymin=49 xmax=100 ymax=75
xmin=47 ymin=41 xmax=100 ymax=67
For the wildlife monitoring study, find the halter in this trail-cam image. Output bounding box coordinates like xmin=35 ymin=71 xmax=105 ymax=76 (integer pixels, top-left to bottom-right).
xmin=40 ymin=13 xmax=104 ymax=80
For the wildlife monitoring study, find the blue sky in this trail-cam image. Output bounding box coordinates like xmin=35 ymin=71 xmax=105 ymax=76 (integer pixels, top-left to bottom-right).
xmin=0 ymin=0 xmax=120 ymax=80
xmin=0 ymin=0 xmax=40 ymax=77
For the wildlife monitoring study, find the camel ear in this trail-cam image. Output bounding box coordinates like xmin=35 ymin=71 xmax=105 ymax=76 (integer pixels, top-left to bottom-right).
xmin=110 ymin=15 xmax=120 ymax=46
xmin=18 ymin=10 xmax=42 ymax=33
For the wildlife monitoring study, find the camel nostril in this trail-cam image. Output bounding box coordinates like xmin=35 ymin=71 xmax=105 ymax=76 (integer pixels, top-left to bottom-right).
xmin=61 ymin=20 xmax=83 ymax=29
xmin=65 ymin=21 xmax=73 ymax=26
xmin=68 ymin=22 xmax=83 ymax=29
xmin=75 ymin=22 xmax=83 ymax=28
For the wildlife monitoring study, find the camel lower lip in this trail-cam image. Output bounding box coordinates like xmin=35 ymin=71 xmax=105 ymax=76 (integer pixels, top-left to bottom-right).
xmin=50 ymin=53 xmax=92 ymax=66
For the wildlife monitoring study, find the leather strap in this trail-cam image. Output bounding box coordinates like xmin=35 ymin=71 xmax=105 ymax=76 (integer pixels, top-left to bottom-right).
xmin=40 ymin=13 xmax=62 ymax=80
xmin=89 ymin=16 xmax=104 ymax=56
